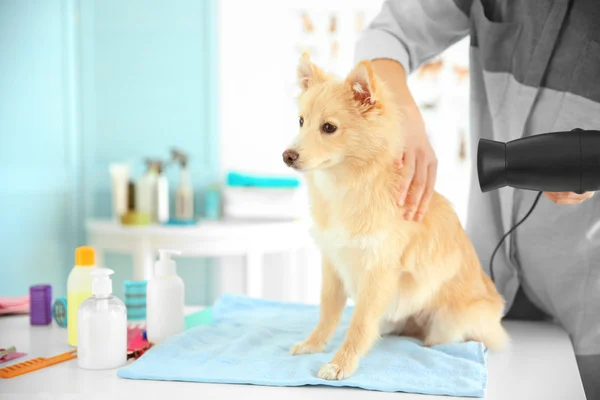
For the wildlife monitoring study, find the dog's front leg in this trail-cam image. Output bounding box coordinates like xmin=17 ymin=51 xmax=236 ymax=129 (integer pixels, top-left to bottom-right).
xmin=318 ymin=265 xmax=396 ymax=380
xmin=290 ymin=257 xmax=346 ymax=355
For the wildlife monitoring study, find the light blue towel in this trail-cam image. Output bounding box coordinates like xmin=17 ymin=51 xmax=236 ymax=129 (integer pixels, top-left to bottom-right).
xmin=118 ymin=295 xmax=488 ymax=397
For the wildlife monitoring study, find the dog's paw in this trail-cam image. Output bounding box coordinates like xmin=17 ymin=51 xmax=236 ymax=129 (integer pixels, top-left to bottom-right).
xmin=424 ymin=335 xmax=448 ymax=347
xmin=317 ymin=361 xmax=357 ymax=380
xmin=289 ymin=341 xmax=325 ymax=356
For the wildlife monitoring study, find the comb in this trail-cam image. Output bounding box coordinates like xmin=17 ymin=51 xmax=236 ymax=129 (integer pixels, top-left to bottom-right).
xmin=0 ymin=349 xmax=77 ymax=379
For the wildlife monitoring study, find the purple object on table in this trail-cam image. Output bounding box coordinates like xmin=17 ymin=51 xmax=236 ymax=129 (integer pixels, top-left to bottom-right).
xmin=29 ymin=285 xmax=52 ymax=325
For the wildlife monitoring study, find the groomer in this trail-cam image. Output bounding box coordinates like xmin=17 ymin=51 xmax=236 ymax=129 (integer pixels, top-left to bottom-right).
xmin=355 ymin=1 xmax=600 ymax=398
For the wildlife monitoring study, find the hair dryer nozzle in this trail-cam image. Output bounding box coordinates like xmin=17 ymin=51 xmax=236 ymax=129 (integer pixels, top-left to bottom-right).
xmin=477 ymin=139 xmax=507 ymax=192
xmin=477 ymin=130 xmax=600 ymax=194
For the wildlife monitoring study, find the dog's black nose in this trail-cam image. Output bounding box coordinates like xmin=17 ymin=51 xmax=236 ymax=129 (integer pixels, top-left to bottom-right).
xmin=282 ymin=149 xmax=299 ymax=166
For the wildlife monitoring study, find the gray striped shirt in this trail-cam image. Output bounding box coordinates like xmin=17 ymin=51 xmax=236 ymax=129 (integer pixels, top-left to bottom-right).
xmin=356 ymin=0 xmax=600 ymax=356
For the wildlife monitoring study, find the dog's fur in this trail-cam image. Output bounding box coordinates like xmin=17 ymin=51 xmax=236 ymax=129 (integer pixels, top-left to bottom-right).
xmin=284 ymin=55 xmax=508 ymax=381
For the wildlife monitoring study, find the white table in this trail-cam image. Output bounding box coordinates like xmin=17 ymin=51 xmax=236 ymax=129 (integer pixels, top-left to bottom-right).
xmin=86 ymin=219 xmax=313 ymax=298
xmin=0 ymin=314 xmax=586 ymax=400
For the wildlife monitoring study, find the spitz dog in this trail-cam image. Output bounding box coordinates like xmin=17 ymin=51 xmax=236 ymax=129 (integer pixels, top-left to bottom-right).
xmin=283 ymin=54 xmax=508 ymax=380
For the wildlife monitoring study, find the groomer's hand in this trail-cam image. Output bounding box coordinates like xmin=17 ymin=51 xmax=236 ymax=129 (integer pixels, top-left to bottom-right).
xmin=371 ymin=58 xmax=439 ymax=222
xmin=544 ymin=192 xmax=594 ymax=205
xmin=395 ymin=115 xmax=438 ymax=222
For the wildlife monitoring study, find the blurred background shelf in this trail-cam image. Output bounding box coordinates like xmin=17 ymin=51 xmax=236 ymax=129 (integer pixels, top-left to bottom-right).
xmin=86 ymin=218 xmax=319 ymax=302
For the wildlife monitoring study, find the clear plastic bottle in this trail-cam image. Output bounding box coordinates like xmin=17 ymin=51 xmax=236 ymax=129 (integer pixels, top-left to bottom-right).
xmin=77 ymin=268 xmax=127 ymax=370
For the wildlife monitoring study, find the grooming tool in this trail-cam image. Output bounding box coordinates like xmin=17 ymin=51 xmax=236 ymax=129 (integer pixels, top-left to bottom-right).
xmin=477 ymin=127 xmax=600 ymax=282
xmin=0 ymin=350 xmax=77 ymax=379
xmin=29 ymin=285 xmax=52 ymax=326
xmin=478 ymin=128 xmax=600 ymax=193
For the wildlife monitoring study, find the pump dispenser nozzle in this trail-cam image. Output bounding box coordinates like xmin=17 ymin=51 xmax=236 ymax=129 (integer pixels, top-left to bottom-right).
xmin=158 ymin=249 xmax=182 ymax=260
xmin=91 ymin=268 xmax=114 ymax=297
xmin=154 ymin=249 xmax=182 ymax=277
xmin=171 ymin=149 xmax=188 ymax=168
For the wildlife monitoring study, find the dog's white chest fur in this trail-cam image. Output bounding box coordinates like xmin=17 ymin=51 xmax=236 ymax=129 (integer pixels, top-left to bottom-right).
xmin=309 ymin=171 xmax=390 ymax=299
xmin=310 ymin=225 xmax=387 ymax=300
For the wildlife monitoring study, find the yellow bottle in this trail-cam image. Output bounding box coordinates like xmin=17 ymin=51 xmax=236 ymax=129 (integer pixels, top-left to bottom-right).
xmin=67 ymin=246 xmax=97 ymax=347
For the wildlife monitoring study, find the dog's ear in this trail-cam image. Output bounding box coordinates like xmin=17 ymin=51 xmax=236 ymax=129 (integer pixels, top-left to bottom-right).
xmin=298 ymin=53 xmax=326 ymax=91
xmin=345 ymin=60 xmax=378 ymax=108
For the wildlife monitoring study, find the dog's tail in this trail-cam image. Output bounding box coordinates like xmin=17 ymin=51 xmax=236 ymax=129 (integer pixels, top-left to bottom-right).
xmin=465 ymin=297 xmax=510 ymax=352
xmin=480 ymin=322 xmax=510 ymax=351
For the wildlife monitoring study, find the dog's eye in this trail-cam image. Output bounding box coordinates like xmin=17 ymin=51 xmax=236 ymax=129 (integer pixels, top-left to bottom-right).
xmin=299 ymin=117 xmax=304 ymax=127
xmin=322 ymin=123 xmax=337 ymax=134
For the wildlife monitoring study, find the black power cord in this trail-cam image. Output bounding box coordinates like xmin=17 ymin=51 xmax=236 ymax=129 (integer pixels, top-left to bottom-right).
xmin=489 ymin=191 xmax=544 ymax=282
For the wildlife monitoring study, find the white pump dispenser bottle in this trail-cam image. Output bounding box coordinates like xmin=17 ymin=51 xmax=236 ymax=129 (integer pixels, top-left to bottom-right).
xmin=77 ymin=268 xmax=127 ymax=370
xmin=146 ymin=249 xmax=185 ymax=344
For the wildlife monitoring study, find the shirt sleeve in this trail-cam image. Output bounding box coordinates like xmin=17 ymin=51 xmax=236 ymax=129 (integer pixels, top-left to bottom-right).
xmin=355 ymin=0 xmax=472 ymax=75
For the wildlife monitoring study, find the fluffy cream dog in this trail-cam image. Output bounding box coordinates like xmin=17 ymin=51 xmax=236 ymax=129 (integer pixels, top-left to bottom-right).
xmin=282 ymin=55 xmax=508 ymax=381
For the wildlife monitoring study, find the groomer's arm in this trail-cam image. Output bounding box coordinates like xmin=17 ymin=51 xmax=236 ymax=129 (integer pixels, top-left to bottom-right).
xmin=355 ymin=0 xmax=472 ymax=220
xmin=371 ymin=59 xmax=435 ymax=222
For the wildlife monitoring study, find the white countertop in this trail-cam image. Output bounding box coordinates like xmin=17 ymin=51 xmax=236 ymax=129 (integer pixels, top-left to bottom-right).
xmin=0 ymin=314 xmax=586 ymax=400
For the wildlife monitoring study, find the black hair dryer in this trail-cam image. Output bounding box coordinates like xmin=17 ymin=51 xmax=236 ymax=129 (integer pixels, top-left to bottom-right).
xmin=477 ymin=129 xmax=600 ymax=194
